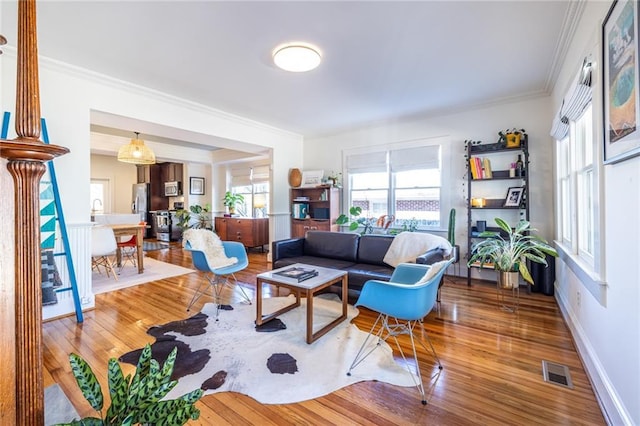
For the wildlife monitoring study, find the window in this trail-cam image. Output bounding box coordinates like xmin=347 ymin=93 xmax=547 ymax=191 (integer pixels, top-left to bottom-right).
xmin=230 ymin=165 xmax=270 ymax=218
xmin=556 ymin=104 xmax=596 ymax=267
xmin=344 ymin=142 xmax=444 ymax=230
xmin=90 ymin=179 xmax=110 ymax=215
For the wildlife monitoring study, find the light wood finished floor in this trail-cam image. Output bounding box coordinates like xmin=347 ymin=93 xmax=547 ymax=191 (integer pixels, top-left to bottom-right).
xmin=43 ymin=243 xmax=606 ymax=425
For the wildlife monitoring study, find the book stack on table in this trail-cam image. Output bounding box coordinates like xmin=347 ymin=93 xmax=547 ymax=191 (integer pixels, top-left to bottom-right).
xmin=274 ymin=267 xmax=319 ymax=282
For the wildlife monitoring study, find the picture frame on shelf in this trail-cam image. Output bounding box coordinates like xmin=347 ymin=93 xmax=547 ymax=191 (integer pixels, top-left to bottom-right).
xmin=190 ymin=177 xmax=205 ymax=195
xmin=503 ymin=186 xmax=524 ymax=207
xmin=300 ymin=170 xmax=324 ymax=187
xmin=603 ymin=0 xmax=640 ymax=164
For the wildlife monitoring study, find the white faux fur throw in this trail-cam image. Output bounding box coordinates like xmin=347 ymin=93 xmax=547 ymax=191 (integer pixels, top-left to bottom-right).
xmin=182 ymin=229 xmax=237 ymax=269
xmin=383 ymin=231 xmax=452 ymax=268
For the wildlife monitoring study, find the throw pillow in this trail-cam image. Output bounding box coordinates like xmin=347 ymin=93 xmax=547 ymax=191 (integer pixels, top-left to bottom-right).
xmin=183 ymin=229 xmax=237 ymax=269
xmin=416 ymin=260 xmax=450 ymax=285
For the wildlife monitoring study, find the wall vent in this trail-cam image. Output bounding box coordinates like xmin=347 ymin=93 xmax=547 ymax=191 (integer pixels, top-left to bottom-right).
xmin=542 ymin=360 xmax=573 ymax=389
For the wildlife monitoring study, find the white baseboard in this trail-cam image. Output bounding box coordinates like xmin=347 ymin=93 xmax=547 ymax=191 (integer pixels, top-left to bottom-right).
xmin=555 ymin=291 xmax=633 ymax=425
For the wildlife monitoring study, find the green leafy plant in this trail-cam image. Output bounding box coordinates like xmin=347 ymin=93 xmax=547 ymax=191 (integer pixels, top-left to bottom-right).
xmin=223 ymin=191 xmax=244 ymax=214
xmin=336 ymin=206 xmax=375 ymax=235
xmin=467 ymin=218 xmax=558 ymax=284
xmin=59 ymin=344 xmax=202 ymax=425
xmin=175 ymin=204 xmax=212 ymax=231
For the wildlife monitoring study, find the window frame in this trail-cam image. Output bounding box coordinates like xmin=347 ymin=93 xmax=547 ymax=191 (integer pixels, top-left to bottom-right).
xmin=342 ymin=137 xmax=451 ymax=232
xmin=554 ymin=103 xmax=605 ymax=297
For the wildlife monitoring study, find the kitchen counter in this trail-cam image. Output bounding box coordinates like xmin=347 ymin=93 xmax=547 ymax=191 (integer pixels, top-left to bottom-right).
xmin=92 ymin=214 xmax=141 ymax=225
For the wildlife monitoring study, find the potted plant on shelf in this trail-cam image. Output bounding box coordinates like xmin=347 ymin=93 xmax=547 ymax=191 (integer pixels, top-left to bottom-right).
xmin=498 ymin=128 xmax=526 ymax=148
xmin=467 ymin=218 xmax=557 ymax=289
xmin=223 ymin=191 xmax=244 ymax=215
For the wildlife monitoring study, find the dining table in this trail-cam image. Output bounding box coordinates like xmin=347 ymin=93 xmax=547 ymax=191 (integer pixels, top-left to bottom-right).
xmin=108 ymin=223 xmax=145 ymax=274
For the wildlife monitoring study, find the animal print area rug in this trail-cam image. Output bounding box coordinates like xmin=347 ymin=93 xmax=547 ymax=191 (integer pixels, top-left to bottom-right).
xmin=119 ymin=294 xmax=417 ymax=404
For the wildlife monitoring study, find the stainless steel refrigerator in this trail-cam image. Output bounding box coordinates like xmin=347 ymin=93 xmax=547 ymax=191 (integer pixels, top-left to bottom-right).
xmin=132 ymin=183 xmax=150 ymax=236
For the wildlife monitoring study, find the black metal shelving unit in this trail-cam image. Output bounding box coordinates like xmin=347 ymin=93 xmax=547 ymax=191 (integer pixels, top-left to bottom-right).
xmin=466 ymin=134 xmax=530 ymax=286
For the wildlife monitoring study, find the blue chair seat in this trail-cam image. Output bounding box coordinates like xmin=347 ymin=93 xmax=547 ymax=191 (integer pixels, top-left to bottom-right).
xmin=184 ymin=239 xmax=252 ymax=319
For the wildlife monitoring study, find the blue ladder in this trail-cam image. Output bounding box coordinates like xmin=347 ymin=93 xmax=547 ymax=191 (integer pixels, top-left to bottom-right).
xmin=1 ymin=112 xmax=84 ymax=322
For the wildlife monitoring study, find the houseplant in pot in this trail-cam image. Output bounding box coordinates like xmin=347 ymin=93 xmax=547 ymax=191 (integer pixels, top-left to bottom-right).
xmin=223 ymin=191 xmax=244 ymax=215
xmin=467 ymin=218 xmax=558 ymax=289
xmin=175 ymin=204 xmax=212 ymax=231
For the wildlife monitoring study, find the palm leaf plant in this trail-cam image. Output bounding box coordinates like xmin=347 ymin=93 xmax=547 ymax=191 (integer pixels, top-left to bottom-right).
xmin=467 ymin=218 xmax=557 ymax=284
xmin=57 ymin=344 xmax=203 ymax=426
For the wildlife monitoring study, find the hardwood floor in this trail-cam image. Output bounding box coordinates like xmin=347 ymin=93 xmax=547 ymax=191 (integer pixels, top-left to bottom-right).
xmin=43 ymin=243 xmax=606 ymax=425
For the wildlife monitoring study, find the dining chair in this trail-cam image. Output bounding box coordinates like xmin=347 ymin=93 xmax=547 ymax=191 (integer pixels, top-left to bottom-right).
xmin=91 ymin=225 xmax=119 ymax=281
xmin=347 ymin=258 xmax=454 ymax=405
xmin=117 ymin=221 xmax=146 ymax=270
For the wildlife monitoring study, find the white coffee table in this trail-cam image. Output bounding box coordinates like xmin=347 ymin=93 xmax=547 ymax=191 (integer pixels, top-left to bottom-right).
xmin=256 ymin=263 xmax=348 ymax=344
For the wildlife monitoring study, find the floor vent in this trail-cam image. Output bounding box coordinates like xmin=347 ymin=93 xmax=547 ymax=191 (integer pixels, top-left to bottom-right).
xmin=542 ymin=360 xmax=573 ymax=389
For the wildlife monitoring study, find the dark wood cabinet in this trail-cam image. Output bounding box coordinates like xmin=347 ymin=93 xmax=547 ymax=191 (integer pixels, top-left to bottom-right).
xmin=214 ymin=217 xmax=268 ymax=249
xmin=136 ymin=165 xmax=150 ymax=183
xmin=290 ymin=185 xmax=340 ymax=238
xmin=163 ymin=163 xmax=183 ymax=183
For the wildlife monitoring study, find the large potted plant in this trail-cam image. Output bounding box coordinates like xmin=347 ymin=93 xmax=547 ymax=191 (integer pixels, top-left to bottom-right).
xmin=467 ymin=218 xmax=557 ymax=289
xmin=223 ymin=191 xmax=244 ymax=215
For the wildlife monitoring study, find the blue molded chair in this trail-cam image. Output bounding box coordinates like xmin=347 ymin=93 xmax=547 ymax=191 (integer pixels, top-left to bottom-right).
xmin=347 ymin=259 xmax=454 ymax=405
xmin=184 ymin=240 xmax=252 ymax=319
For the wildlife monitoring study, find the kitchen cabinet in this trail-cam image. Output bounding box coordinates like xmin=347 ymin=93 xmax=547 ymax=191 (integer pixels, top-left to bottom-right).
xmin=137 ymin=165 xmax=167 ymax=210
xmin=215 ymin=217 xmax=269 ymax=250
xmin=136 ymin=165 xmax=151 ymax=184
xmin=163 ymin=162 xmax=183 ymax=183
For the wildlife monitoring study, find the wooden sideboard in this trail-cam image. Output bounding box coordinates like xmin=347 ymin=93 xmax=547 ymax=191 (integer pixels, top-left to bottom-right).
xmin=215 ymin=217 xmax=269 ymax=250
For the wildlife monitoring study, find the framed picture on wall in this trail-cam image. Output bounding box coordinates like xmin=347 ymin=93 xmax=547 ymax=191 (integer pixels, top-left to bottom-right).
xmin=602 ymin=0 xmax=640 ymax=164
xmin=190 ymin=177 xmax=205 ymax=195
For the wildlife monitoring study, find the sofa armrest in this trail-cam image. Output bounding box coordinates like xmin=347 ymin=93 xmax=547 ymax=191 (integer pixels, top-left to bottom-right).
xmin=271 ymin=238 xmax=305 ymax=263
xmin=415 ymin=248 xmax=446 ymax=265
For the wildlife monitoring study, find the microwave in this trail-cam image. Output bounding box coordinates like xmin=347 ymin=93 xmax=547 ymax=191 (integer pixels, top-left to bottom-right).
xmin=164 ymin=181 xmax=181 ymax=196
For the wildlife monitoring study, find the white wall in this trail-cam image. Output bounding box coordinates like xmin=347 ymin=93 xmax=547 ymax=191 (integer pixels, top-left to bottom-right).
xmin=305 ymin=96 xmax=556 ymax=275
xmin=549 ymin=2 xmax=638 ymax=424
xmin=1 ymin=51 xmax=304 ymax=318
xmin=184 ymin=162 xmax=212 ymax=209
xmin=90 ymin=154 xmax=137 ymax=214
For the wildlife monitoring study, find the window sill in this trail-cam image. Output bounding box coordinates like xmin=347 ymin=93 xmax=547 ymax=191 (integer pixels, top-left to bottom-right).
xmin=554 ymin=241 xmax=607 ymax=306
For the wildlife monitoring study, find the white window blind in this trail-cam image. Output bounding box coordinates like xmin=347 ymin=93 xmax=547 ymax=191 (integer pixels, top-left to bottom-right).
xmin=346 ymin=152 xmax=387 ymax=173
xmin=550 ymin=56 xmax=593 ymax=141
xmin=389 ymin=145 xmax=440 ymax=171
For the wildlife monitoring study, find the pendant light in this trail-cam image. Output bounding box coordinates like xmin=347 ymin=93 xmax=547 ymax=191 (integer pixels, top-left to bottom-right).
xmin=117 ymin=131 xmax=156 ymax=164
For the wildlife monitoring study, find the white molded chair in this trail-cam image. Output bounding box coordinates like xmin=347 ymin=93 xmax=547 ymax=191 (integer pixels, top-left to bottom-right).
xmin=91 ymin=226 xmax=118 ymax=281
xmin=347 ymin=259 xmax=454 ymax=405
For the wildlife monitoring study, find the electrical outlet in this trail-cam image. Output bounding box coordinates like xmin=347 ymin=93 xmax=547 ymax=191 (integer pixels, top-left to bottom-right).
xmin=81 ymin=296 xmax=92 ymax=305
xmin=576 ymin=291 xmax=581 ymax=308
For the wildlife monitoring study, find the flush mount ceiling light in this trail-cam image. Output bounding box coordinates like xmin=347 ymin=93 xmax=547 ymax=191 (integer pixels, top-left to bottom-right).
xmin=273 ymin=43 xmax=322 ymax=72
xmin=117 ymin=131 xmax=156 ymax=164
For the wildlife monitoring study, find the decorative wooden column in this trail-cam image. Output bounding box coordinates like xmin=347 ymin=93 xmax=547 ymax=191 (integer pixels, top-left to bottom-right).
xmin=0 ymin=0 xmax=69 ymax=424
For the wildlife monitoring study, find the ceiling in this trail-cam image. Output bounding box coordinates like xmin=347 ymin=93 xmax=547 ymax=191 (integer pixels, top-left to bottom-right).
xmin=1 ymin=1 xmax=572 ymax=139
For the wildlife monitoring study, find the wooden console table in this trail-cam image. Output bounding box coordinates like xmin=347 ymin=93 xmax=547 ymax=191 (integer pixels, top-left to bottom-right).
xmin=214 ymin=217 xmax=268 ymax=250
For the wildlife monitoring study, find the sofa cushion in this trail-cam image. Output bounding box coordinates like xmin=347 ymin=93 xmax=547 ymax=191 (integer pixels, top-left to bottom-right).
xmin=357 ymin=234 xmax=394 ymax=266
xmin=304 ymin=231 xmax=359 ymax=262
